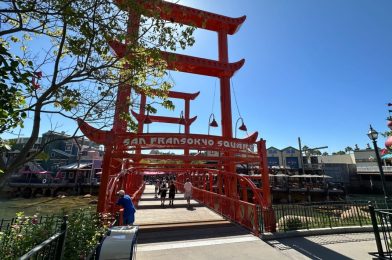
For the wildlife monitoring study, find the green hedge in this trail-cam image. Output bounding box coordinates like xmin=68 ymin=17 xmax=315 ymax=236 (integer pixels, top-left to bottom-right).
xmin=0 ymin=209 xmax=107 ymax=259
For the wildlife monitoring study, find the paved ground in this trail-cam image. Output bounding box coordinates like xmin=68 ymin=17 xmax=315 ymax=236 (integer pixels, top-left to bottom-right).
xmin=267 ymin=232 xmax=377 ymax=259
xmin=134 ymin=185 xmax=378 ymax=260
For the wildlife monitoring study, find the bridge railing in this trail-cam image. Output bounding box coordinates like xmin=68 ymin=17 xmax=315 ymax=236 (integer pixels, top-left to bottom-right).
xmin=191 ymin=187 xmax=261 ymax=235
xmin=105 ymin=170 xmax=145 ymax=215
xmin=175 ymin=169 xmax=275 ymax=235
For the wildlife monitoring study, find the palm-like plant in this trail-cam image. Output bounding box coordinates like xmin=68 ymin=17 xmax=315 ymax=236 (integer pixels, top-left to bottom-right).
xmin=345 ymin=146 xmax=353 ymax=154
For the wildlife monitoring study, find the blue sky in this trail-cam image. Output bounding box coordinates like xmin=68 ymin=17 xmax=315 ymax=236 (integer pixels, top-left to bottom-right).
xmin=6 ymin=0 xmax=392 ymax=153
xmin=151 ymin=0 xmax=392 ymax=153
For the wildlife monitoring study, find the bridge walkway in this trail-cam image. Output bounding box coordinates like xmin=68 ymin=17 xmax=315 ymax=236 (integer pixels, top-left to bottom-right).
xmin=134 ymin=184 xmax=286 ymax=259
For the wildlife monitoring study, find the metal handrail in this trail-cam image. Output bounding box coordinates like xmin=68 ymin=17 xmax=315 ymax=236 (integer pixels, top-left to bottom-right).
xmin=19 ymin=216 xmax=67 ymax=260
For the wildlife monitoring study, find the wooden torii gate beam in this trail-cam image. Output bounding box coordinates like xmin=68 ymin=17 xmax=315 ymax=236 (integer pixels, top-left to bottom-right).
xmin=115 ymin=0 xmax=246 ymax=35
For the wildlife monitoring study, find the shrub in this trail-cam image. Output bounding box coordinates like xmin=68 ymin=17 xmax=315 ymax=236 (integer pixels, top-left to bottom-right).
xmin=0 ymin=209 xmax=107 ymax=259
xmin=285 ymin=217 xmax=303 ymax=230
xmin=277 ymin=215 xmax=313 ymax=231
xmin=63 ymin=209 xmax=107 ymax=260
xmin=0 ymin=212 xmax=58 ymax=259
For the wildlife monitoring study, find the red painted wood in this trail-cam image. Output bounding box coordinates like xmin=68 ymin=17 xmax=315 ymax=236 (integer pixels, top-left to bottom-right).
xmin=115 ymin=0 xmax=246 ymax=35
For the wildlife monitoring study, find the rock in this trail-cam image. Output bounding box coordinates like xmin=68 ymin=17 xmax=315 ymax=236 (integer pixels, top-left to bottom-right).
xmin=83 ymin=194 xmax=92 ymax=198
xmin=340 ymin=206 xmax=370 ymax=220
xmin=89 ymin=199 xmax=98 ymax=204
xmin=57 ymin=191 xmax=68 ymax=196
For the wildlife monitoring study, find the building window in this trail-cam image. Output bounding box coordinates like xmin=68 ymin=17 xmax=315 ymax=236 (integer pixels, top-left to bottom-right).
xmin=65 ymin=143 xmax=72 ymax=151
xmin=286 ymin=157 xmax=299 ymax=169
xmin=268 ymin=157 xmax=280 ymax=166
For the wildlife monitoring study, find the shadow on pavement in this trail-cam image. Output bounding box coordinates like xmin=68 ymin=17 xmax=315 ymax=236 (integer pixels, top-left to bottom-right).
xmin=138 ymin=222 xmax=249 ymax=244
xmin=270 ymin=237 xmax=351 ymax=260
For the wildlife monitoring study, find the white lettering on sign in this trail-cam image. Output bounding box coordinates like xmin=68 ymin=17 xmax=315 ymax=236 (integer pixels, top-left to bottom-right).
xmin=123 ymin=138 xmax=146 ymax=145
xmin=122 ymin=137 xmax=252 ymax=150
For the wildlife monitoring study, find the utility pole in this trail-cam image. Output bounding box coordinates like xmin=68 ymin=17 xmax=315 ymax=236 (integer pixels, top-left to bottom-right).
xmin=298 ymin=137 xmax=305 ymax=174
xmin=298 ymin=137 xmax=328 ymax=174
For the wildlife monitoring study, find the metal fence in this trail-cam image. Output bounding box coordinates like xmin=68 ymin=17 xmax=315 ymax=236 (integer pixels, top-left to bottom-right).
xmin=369 ymin=205 xmax=392 ymax=259
xmin=19 ymin=216 xmax=68 ymax=260
xmin=268 ymin=201 xmax=385 ymax=232
xmin=0 ymin=215 xmax=60 ymax=232
xmin=0 ymin=215 xmax=64 ymax=259
xmin=0 ymin=213 xmax=114 ymax=260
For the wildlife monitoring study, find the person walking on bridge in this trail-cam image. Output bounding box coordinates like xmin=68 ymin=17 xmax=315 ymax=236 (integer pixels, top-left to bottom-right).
xmin=160 ymin=180 xmax=168 ymax=207
xmin=116 ymin=190 xmax=136 ymax=225
xmin=154 ymin=179 xmax=160 ymax=198
xmin=184 ymin=178 xmax=192 ymax=209
xmin=168 ymin=180 xmax=176 ymax=207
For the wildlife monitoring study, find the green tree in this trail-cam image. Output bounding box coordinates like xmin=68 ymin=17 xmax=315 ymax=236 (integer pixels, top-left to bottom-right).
xmin=310 ymin=149 xmax=321 ymax=156
xmin=0 ymin=0 xmax=195 ymax=183
xmin=345 ymin=146 xmax=353 ymax=154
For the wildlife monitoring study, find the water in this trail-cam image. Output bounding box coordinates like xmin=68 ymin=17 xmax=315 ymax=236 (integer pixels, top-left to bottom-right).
xmin=0 ymin=196 xmax=97 ymax=219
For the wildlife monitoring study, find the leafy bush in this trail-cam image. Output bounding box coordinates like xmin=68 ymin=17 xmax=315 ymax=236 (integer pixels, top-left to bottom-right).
xmin=277 ymin=215 xmax=313 ymax=231
xmin=0 ymin=209 xmax=108 ymax=259
xmin=63 ymin=209 xmax=107 ymax=259
xmin=0 ymin=212 xmax=57 ymax=259
xmin=285 ymin=217 xmax=303 ymax=230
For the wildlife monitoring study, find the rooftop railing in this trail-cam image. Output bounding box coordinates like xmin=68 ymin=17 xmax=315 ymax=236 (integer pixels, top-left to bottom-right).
xmin=357 ymin=166 xmax=392 ymax=173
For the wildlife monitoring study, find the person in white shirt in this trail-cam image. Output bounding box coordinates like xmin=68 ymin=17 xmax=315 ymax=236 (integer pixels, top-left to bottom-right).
xmin=184 ymin=178 xmax=192 ymax=208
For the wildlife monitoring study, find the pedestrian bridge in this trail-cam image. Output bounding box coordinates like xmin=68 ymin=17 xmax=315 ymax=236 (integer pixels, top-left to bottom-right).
xmin=134 ymin=184 xmax=283 ymax=259
xmin=129 ymin=185 xmax=376 ymax=260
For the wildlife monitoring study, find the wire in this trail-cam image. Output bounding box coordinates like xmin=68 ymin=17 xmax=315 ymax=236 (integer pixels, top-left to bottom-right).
xmin=231 ymin=78 xmax=249 ymax=136
xmin=231 ymin=78 xmax=242 ymax=118
xmin=211 ymin=78 xmax=217 ymax=114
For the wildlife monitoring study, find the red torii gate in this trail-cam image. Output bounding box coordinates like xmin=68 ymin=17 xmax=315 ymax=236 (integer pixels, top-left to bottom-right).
xmin=78 ymin=0 xmax=276 ymax=234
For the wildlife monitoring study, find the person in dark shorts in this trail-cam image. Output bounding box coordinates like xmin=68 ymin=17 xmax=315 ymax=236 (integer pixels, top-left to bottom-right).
xmin=160 ymin=180 xmax=168 ymax=207
xmin=168 ymin=180 xmax=176 ymax=207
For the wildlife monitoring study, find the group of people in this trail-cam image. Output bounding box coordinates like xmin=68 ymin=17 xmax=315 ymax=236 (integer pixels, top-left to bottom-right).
xmin=154 ymin=179 xmax=176 ymax=207
xmin=154 ymin=178 xmax=193 ymax=208
xmin=115 ymin=178 xmax=193 ymax=226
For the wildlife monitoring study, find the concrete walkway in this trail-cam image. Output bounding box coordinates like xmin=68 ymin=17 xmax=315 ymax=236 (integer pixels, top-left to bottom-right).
xmin=134 ymin=185 xmax=378 ymax=259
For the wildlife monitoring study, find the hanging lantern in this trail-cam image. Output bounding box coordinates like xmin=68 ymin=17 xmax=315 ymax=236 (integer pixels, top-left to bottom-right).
xmin=385 ymin=136 xmax=392 ymax=150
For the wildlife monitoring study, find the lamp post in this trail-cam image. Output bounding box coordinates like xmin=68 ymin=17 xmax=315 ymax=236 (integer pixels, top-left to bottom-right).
xmin=208 ymin=113 xmax=218 ymax=135
xmin=234 ymin=117 xmax=247 ymax=138
xmin=367 ymin=124 xmax=389 ymax=206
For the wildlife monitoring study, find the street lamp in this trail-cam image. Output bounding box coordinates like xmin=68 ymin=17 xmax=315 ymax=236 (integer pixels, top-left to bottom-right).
xmin=367 ymin=124 xmax=389 ymax=206
xmin=208 ymin=113 xmax=218 ymax=135
xmin=235 ymin=117 xmax=247 ymax=138
xmin=143 ymin=111 xmax=152 ymax=124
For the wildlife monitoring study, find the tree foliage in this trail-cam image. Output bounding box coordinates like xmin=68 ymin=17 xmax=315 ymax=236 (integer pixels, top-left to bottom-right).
xmin=0 ymin=0 xmax=195 ymax=178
